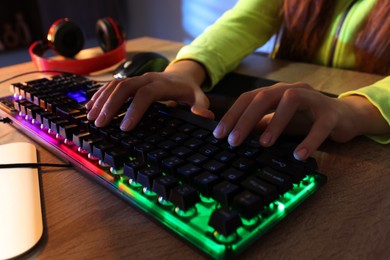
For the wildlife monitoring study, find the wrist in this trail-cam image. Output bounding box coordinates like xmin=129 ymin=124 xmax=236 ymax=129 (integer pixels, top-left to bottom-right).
xmin=165 ymin=59 xmax=207 ymax=86
xmin=339 ymin=95 xmax=390 ymax=136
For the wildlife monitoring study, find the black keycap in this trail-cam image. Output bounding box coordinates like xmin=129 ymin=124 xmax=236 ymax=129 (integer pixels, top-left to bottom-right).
xmin=241 ymin=177 xmax=279 ymax=204
xmin=208 ymin=209 xmax=242 ymax=236
xmin=257 ymin=167 xmax=293 ymax=194
xmin=13 ymin=99 xmax=25 ymax=111
xmin=161 ymin=156 xmax=185 ymax=175
xmin=50 ymin=118 xmax=70 ymax=134
xmin=187 ymin=153 xmax=208 ymax=166
xmin=134 ymin=143 xmax=155 ymax=162
xmin=238 ymin=146 xmax=259 ymax=158
xmin=171 ymin=146 xmax=192 ymax=158
xmin=71 ymin=113 xmax=89 ymax=130
xmin=199 ymin=144 xmax=219 ymax=157
xmin=82 ymin=135 xmax=103 ymax=154
xmin=72 ymin=131 xmax=90 ymax=148
xmin=215 ymin=150 xmax=235 ymax=163
xmin=144 ymin=134 xmax=164 ymax=145
xmin=56 ymin=105 xmax=81 ymax=120
xmin=123 ymin=160 xmax=146 ymax=181
xmin=152 ymin=175 xmax=179 ymax=199
xmin=202 ymin=160 xmax=225 ymax=174
xmin=158 ymin=140 xmax=177 ymax=150
xmin=99 ymin=126 xmax=119 ymax=138
xmin=42 ymin=114 xmax=60 ymax=130
xmin=169 ymin=185 xmax=200 ymax=211
xmin=19 ymin=101 xmax=35 ymax=116
xmin=212 ymin=181 xmax=241 ymax=208
xmin=35 ymin=111 xmax=52 ymax=125
xmin=26 ymin=105 xmax=43 ymax=120
xmin=177 ymin=164 xmax=202 ymax=183
xmin=170 ymin=132 xmax=189 ymax=143
xmin=184 ymin=138 xmax=204 ymax=149
xmin=178 ymin=123 xmax=195 ymax=133
xmin=92 ymin=141 xmax=115 ymax=160
xmin=103 ymin=148 xmax=129 ymax=169
xmin=59 ymin=123 xmax=79 ymax=140
xmin=121 ymin=136 xmax=141 ymax=150
xmin=297 ymin=157 xmax=318 ymax=172
xmin=256 ymin=153 xmax=306 ymax=183
xmin=193 ymin=172 xmax=220 ymax=197
xmin=192 ymin=129 xmax=209 ymax=139
xmin=159 ymin=127 xmax=175 ymax=137
xmin=233 ymin=191 xmax=264 ymax=219
xmin=220 ymin=168 xmax=247 ymax=184
xmin=136 ymin=167 xmax=162 ymax=190
xmin=147 ymin=149 xmax=170 ymax=167
xmin=109 ymin=130 xmax=130 ymax=143
xmin=11 ymin=83 xmax=25 ymax=96
xmin=232 ymin=157 xmax=255 ymax=171
xmin=206 ymin=136 xmax=223 ymax=146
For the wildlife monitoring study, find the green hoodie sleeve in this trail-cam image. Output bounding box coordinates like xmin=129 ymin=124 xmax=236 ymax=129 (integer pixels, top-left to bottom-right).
xmin=175 ymin=0 xmax=283 ymax=91
xmin=339 ymin=76 xmax=390 ymax=144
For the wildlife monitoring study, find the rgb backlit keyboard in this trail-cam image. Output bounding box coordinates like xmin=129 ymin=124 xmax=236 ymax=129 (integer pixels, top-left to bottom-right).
xmin=0 ymin=73 xmax=326 ymax=259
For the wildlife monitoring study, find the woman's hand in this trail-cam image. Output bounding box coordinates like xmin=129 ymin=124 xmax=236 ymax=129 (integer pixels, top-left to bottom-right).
xmin=213 ymin=82 xmax=389 ymax=161
xmin=86 ymin=60 xmax=212 ymax=131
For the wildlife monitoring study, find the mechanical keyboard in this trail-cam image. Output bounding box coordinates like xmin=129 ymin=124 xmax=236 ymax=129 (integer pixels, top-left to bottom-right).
xmin=0 ymin=73 xmax=327 ymax=259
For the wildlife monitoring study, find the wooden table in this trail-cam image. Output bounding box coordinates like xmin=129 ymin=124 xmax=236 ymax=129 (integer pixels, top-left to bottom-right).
xmin=0 ymin=37 xmax=389 ymax=259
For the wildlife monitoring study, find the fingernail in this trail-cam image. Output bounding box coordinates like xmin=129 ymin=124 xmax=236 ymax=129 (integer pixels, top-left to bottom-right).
xmin=85 ymin=100 xmax=93 ymax=110
xmin=95 ymin=112 xmax=107 ymax=127
xmin=260 ymin=132 xmax=272 ymax=146
xmin=228 ymin=130 xmax=240 ymax=146
xmin=213 ymin=123 xmax=225 ymax=138
xmin=293 ymin=147 xmax=308 ymax=161
xmin=87 ymin=107 xmax=98 ymax=120
xmin=120 ymin=117 xmax=133 ymax=131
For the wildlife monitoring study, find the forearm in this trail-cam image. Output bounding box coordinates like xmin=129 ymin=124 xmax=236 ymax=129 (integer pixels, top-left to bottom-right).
xmin=176 ymin=0 xmax=283 ymax=90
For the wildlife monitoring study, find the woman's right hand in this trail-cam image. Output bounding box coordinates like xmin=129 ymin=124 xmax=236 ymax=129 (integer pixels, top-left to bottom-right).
xmin=86 ymin=60 xmax=212 ymax=131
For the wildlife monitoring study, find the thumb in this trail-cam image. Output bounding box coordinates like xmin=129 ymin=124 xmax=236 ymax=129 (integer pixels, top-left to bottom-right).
xmin=191 ymin=93 xmax=214 ymax=119
xmin=191 ymin=105 xmax=215 ymax=120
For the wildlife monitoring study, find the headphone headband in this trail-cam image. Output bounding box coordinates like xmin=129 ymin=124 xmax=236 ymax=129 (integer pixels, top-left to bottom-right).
xmin=29 ymin=17 xmax=126 ymax=75
xmin=29 ymin=40 xmax=126 ymax=75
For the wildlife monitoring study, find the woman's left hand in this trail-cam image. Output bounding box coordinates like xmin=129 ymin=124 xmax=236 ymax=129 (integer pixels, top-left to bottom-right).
xmin=212 ymin=82 xmax=380 ymax=160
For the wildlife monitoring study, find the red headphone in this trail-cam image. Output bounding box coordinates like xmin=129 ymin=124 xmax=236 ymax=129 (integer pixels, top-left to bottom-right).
xmin=29 ymin=17 xmax=126 ymax=75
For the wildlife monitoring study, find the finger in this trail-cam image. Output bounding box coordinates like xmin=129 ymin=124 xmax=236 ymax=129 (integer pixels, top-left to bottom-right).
xmin=94 ymin=76 xmax=152 ymax=127
xmin=85 ymin=81 xmax=111 ymax=110
xmin=219 ymin=83 xmax=297 ymax=145
xmin=119 ymin=79 xmax=175 ymax=131
xmin=86 ymin=78 xmax=129 ymax=109
xmin=119 ymin=72 xmax=205 ymax=131
xmin=230 ymin=91 xmax=282 ymax=146
xmin=213 ymin=92 xmax=255 ymax=139
xmin=86 ymin=80 xmax=123 ymax=120
xmin=255 ymin=113 xmax=274 ymax=132
xmin=293 ymin=114 xmax=337 ymax=160
xmin=259 ymin=88 xmax=304 ymax=146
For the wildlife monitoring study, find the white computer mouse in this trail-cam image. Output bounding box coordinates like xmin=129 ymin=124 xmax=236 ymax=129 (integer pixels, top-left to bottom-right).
xmin=0 ymin=142 xmax=43 ymax=259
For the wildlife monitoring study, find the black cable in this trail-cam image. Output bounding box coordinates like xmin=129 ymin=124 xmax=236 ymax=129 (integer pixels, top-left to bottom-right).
xmin=0 ymin=70 xmax=110 ymax=85
xmin=0 ymin=117 xmax=12 ymax=124
xmin=0 ymin=162 xmax=72 ymax=169
xmin=0 ymin=70 xmax=70 ymax=85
